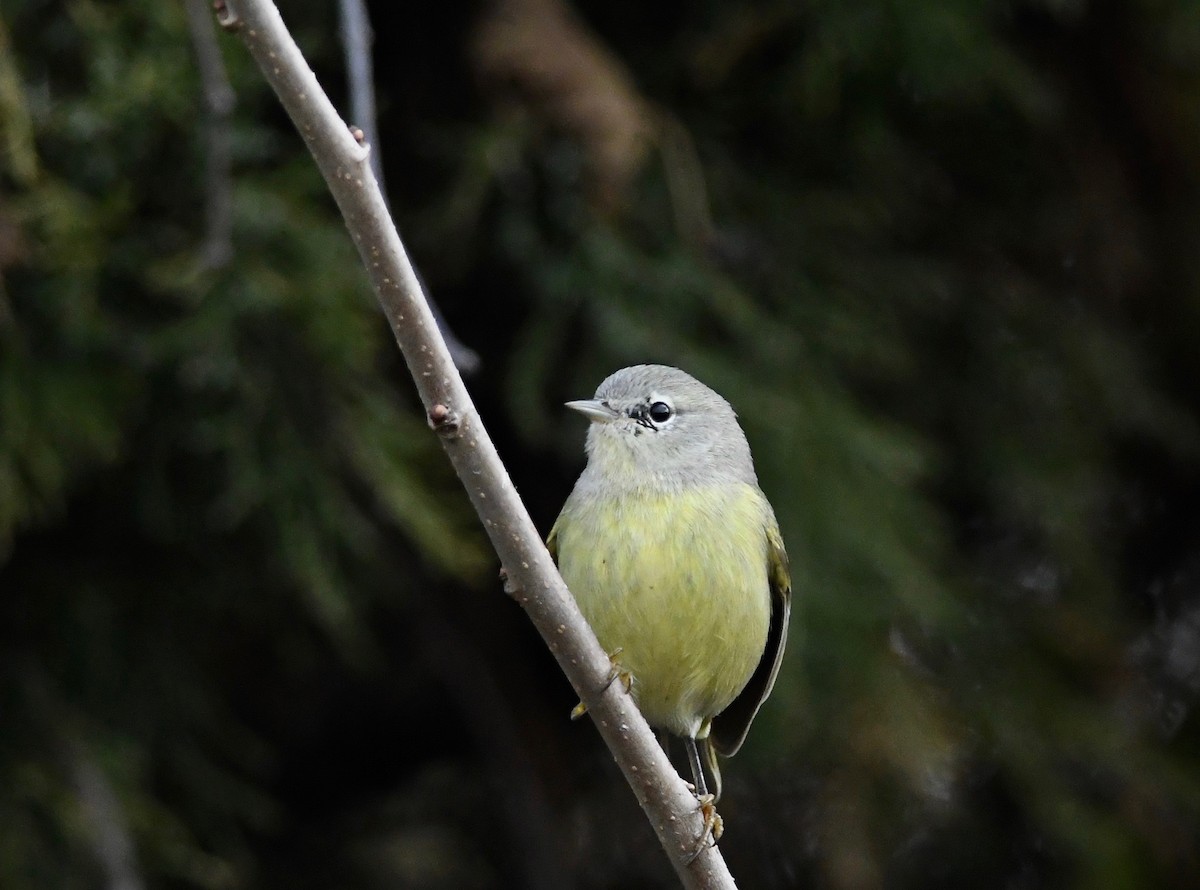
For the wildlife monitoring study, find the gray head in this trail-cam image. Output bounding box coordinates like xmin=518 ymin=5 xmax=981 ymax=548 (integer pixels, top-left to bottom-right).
xmin=567 ymin=365 xmax=757 ymax=491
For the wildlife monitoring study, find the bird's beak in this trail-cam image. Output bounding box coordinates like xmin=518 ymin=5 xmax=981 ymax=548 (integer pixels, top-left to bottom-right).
xmin=565 ymin=399 xmax=620 ymax=424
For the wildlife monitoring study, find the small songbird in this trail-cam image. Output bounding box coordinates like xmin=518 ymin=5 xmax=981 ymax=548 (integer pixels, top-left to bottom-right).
xmin=549 ymin=364 xmax=791 ymax=809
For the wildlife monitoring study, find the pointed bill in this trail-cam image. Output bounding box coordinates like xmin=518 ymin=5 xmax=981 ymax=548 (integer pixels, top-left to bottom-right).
xmin=565 ymin=399 xmax=620 ymax=424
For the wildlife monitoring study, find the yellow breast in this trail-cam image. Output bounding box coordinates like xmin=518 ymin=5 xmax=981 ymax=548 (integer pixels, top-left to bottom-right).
xmin=554 ymin=483 xmax=772 ymax=739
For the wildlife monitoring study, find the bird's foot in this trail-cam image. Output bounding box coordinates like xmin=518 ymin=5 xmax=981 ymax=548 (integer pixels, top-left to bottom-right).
xmin=684 ymin=792 xmax=724 ymax=865
xmin=570 ymin=648 xmax=632 ymax=720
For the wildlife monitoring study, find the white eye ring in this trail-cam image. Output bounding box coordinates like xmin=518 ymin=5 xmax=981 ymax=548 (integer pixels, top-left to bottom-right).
xmin=648 ymin=401 xmax=672 ymax=423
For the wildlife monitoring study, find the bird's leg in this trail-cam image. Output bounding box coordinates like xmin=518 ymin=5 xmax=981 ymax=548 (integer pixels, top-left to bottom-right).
xmin=570 ymin=648 xmax=632 ymax=720
xmin=684 ymin=735 xmax=709 ymax=798
xmin=655 ymin=729 xmax=672 ymax=755
xmin=683 ymin=736 xmax=724 ymax=863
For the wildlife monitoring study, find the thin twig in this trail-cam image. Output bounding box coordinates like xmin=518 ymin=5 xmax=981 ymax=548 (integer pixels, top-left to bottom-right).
xmin=338 ymin=0 xmax=383 ymax=188
xmin=184 ymin=0 xmax=235 ymax=269
xmin=216 ymin=1 xmax=736 ymax=886
xmin=335 ymin=0 xmax=481 ymax=374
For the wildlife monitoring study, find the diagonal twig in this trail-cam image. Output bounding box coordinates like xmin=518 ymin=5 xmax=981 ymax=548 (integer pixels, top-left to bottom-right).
xmin=213 ymin=0 xmax=736 ymax=885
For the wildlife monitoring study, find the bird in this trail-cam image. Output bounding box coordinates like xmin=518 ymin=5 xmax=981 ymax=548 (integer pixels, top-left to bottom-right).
xmin=548 ymin=364 xmax=791 ymax=820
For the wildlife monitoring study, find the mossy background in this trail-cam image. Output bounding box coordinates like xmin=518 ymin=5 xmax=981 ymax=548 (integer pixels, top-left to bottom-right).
xmin=3 ymin=1 xmax=1200 ymax=887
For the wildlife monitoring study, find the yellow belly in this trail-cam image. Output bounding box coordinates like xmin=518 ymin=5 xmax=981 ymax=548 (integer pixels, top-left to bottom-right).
xmin=555 ymin=484 xmax=771 ymax=738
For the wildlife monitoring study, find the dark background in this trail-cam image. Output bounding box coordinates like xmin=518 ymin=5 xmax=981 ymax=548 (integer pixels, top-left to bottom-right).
xmin=3 ymin=0 xmax=1200 ymax=887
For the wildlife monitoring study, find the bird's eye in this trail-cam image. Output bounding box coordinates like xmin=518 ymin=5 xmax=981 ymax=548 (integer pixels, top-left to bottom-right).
xmin=648 ymin=402 xmax=672 ymax=423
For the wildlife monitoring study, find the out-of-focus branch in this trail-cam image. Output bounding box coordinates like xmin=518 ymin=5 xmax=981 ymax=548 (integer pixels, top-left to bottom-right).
xmin=471 ymin=0 xmax=717 ymax=252
xmin=21 ymin=666 xmax=146 ymax=890
xmin=184 ymin=0 xmax=235 ymax=270
xmin=68 ymin=744 xmax=146 ymax=890
xmin=338 ymin=0 xmax=383 ymax=188
xmin=414 ymin=265 xmax=482 ymax=375
xmin=472 ymin=0 xmax=652 ymax=213
xmin=336 ymin=0 xmax=480 ymax=374
xmin=214 ymin=1 xmax=734 ymax=885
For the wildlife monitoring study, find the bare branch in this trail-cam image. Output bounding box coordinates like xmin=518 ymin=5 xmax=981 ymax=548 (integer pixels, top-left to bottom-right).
xmin=216 ymin=1 xmax=736 ymax=885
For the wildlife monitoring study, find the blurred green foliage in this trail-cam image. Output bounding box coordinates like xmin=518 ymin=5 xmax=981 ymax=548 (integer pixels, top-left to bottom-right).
xmin=1 ymin=1 xmax=488 ymax=885
xmin=4 ymin=0 xmax=1200 ymax=888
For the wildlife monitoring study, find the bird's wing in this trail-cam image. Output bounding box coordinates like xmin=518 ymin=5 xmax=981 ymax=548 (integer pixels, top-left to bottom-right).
xmin=709 ymin=515 xmax=791 ymax=757
xmin=545 ymin=518 xmax=560 ymax=562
